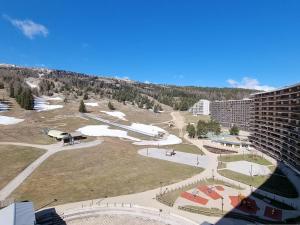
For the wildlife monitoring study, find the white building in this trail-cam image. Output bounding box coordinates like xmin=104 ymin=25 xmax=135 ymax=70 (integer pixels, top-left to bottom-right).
xmin=0 ymin=202 xmax=36 ymax=225
xmin=188 ymin=99 xmax=210 ymax=115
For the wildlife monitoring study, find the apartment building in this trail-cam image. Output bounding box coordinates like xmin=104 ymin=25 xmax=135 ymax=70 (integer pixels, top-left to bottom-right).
xmin=249 ymin=83 xmax=300 ymax=172
xmin=188 ymin=99 xmax=210 ymax=115
xmin=210 ymin=99 xmax=252 ymax=131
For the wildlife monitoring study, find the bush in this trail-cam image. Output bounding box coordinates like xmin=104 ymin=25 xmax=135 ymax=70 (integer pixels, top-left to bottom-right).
xmin=108 ymin=101 xmax=115 ymax=110
xmin=230 ymin=125 xmax=239 ymax=135
xmin=79 ymin=100 xmax=87 ymax=113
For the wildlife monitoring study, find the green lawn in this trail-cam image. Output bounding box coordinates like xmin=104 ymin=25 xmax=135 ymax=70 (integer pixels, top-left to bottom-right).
xmin=173 ymin=144 xmax=204 ymax=155
xmin=218 ymin=154 xmax=272 ymax=166
xmin=218 ymin=167 xmax=298 ymax=198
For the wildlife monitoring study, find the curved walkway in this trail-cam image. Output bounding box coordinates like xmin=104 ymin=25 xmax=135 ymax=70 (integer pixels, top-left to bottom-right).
xmin=0 ymin=139 xmax=102 ymax=200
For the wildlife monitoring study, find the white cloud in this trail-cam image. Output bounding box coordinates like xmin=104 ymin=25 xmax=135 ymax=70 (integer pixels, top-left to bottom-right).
xmin=144 ymin=80 xmax=150 ymax=84
xmin=3 ymin=14 xmax=48 ymax=39
xmin=227 ymin=77 xmax=275 ymax=91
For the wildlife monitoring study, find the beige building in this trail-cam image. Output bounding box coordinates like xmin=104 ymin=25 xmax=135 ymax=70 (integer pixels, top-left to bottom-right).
xmin=249 ymin=83 xmax=300 ymax=172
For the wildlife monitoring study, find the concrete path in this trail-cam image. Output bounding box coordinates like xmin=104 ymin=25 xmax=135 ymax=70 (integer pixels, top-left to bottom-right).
xmin=0 ymin=139 xmax=102 ymax=200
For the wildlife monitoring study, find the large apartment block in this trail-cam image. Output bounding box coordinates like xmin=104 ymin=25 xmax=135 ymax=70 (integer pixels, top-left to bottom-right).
xmin=210 ymin=99 xmax=252 ymax=131
xmin=249 ymin=84 xmax=300 ymax=172
xmin=188 ymin=99 xmax=210 ymax=115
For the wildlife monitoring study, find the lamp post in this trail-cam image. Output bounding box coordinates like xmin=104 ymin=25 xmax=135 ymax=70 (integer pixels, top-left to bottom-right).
xmin=221 ymin=197 xmax=224 ymax=214
xmin=160 ymin=182 xmax=163 ymax=195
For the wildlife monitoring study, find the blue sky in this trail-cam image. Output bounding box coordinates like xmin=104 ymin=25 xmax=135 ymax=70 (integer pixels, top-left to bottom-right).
xmin=0 ymin=0 xmax=300 ymax=90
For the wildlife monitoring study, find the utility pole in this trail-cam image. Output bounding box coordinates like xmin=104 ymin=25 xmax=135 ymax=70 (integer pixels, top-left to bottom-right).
xmin=221 ymin=197 xmax=224 ymax=213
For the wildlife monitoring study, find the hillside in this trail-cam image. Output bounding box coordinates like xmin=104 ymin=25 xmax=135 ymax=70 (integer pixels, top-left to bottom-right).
xmin=0 ymin=64 xmax=256 ymax=110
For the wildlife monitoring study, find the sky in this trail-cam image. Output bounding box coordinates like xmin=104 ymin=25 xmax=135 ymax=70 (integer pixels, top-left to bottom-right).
xmin=0 ymin=0 xmax=300 ymax=90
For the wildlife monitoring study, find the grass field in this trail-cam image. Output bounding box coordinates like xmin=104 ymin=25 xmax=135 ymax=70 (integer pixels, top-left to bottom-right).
xmin=173 ymin=144 xmax=204 ymax=155
xmin=218 ymin=167 xmax=298 ymax=198
xmin=179 ymin=111 xmax=210 ymax=125
xmin=0 ymin=145 xmax=45 ymax=190
xmin=10 ymin=137 xmax=200 ymax=208
xmin=218 ymin=154 xmax=272 ymax=166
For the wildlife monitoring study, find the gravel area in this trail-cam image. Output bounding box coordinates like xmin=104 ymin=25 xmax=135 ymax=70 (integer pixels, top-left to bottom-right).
xmin=67 ymin=214 xmax=168 ymax=225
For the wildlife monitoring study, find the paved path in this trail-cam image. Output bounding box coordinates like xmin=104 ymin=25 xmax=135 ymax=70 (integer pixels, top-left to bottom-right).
xmin=0 ymin=139 xmax=102 ymax=200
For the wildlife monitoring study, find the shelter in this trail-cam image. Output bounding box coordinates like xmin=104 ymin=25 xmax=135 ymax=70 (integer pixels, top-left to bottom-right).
xmin=47 ymin=130 xmax=68 ymax=140
xmin=0 ymin=202 xmax=36 ymax=225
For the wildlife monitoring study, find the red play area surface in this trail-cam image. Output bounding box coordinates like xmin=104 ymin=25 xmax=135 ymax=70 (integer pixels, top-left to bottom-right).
xmin=264 ymin=206 xmax=282 ymax=221
xmin=180 ymin=192 xmax=208 ymax=205
xmin=215 ymin=185 xmax=224 ymax=191
xmin=229 ymin=196 xmax=259 ymax=214
xmin=198 ymin=185 xmax=222 ymax=200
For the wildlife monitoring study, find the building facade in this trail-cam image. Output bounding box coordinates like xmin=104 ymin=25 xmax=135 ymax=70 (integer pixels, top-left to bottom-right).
xmin=249 ymin=84 xmax=300 ymax=172
xmin=210 ymin=99 xmax=252 ymax=131
xmin=188 ymin=99 xmax=210 ymax=115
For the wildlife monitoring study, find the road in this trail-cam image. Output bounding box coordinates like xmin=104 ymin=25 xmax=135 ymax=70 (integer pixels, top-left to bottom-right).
xmin=0 ymin=139 xmax=102 ymax=201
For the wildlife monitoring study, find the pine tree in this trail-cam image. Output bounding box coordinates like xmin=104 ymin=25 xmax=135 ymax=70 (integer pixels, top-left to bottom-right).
xmin=79 ymin=100 xmax=87 ymax=113
xmin=108 ymin=101 xmax=115 ymax=110
xmin=197 ymin=120 xmax=208 ymax=138
xmin=230 ymin=125 xmax=239 ymax=135
xmin=186 ymin=123 xmax=196 ymax=138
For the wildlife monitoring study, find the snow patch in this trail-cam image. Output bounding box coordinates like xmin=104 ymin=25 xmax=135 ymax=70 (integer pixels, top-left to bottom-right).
xmin=34 ymin=97 xmax=63 ymax=112
xmin=85 ymin=102 xmax=99 ymax=107
xmin=26 ymin=81 xmax=38 ymax=88
xmin=42 ymin=96 xmax=63 ymax=101
xmin=134 ymin=134 xmax=182 ymax=146
xmin=77 ymin=125 xmax=140 ymax=141
xmin=129 ymin=123 xmax=165 ymax=136
xmin=0 ymin=102 xmax=9 ymax=112
xmin=101 ymin=111 xmax=127 ymax=121
xmin=226 ymin=161 xmax=271 ymax=176
xmin=0 ymin=115 xmax=24 ymax=125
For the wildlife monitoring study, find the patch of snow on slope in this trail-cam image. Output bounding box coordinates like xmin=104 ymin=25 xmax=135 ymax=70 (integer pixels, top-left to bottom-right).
xmin=0 ymin=116 xmax=24 ymax=125
xmin=85 ymin=102 xmax=99 ymax=107
xmin=77 ymin=125 xmax=140 ymax=141
xmin=26 ymin=81 xmax=38 ymax=88
xmin=134 ymin=134 xmax=182 ymax=146
xmin=101 ymin=111 xmax=127 ymax=121
xmin=0 ymin=102 xmax=9 ymax=112
xmin=34 ymin=97 xmax=63 ymax=112
xmin=42 ymin=96 xmax=63 ymax=101
xmin=129 ymin=123 xmax=166 ymax=136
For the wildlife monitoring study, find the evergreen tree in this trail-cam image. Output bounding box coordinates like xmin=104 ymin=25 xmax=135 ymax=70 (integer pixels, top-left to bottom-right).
xmin=108 ymin=101 xmax=115 ymax=110
xmin=83 ymin=92 xmax=89 ymax=100
xmin=230 ymin=125 xmax=239 ymax=135
xmin=79 ymin=100 xmax=87 ymax=113
xmin=197 ymin=120 xmax=208 ymax=138
xmin=186 ymin=123 xmax=196 ymax=138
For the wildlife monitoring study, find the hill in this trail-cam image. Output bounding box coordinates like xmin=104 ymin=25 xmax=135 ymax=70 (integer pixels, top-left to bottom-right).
xmin=0 ymin=64 xmax=256 ymax=111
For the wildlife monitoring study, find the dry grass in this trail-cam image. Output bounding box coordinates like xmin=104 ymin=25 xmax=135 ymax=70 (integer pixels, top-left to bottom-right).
xmin=0 ymin=94 xmax=173 ymax=144
xmin=0 ymin=145 xmax=45 ymax=190
xmin=179 ymin=111 xmax=210 ymax=125
xmin=10 ymin=137 xmax=200 ymax=208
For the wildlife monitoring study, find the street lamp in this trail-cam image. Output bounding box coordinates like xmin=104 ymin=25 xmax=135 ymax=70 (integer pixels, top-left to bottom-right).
xmin=221 ymin=197 xmax=224 ymax=214
xmin=160 ymin=182 xmax=163 ymax=195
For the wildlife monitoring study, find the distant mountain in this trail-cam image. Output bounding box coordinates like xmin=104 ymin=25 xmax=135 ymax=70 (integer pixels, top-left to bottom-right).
xmin=0 ymin=64 xmax=256 ymax=110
